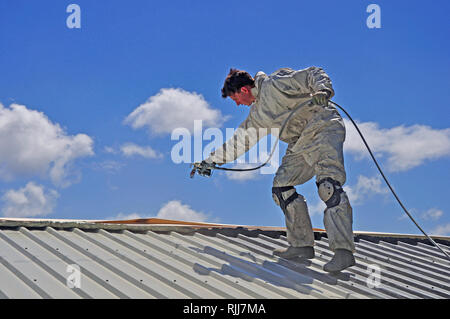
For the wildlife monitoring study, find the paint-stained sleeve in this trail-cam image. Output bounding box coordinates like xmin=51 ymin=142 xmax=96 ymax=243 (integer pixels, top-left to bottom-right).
xmin=206 ymin=112 xmax=268 ymax=165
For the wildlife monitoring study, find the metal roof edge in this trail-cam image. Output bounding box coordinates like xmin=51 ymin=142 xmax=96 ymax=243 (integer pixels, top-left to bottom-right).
xmin=0 ymin=218 xmax=289 ymax=235
xmin=351 ymin=230 xmax=450 ymax=244
xmin=0 ymin=218 xmax=449 ymax=243
xmin=0 ymin=218 xmax=209 ymax=234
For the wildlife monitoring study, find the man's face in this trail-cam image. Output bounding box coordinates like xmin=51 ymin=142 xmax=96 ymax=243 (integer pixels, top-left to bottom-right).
xmin=229 ymin=86 xmax=255 ymax=106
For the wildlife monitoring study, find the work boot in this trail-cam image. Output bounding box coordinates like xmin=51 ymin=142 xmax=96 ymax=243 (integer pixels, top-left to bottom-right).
xmin=273 ymin=246 xmax=315 ymax=259
xmin=323 ymin=249 xmax=355 ymax=273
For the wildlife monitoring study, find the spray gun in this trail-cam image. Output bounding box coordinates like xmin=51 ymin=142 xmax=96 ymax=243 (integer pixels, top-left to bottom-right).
xmin=190 ymin=161 xmax=214 ymax=178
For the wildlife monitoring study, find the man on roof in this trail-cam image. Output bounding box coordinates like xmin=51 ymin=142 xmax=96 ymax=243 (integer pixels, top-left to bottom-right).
xmin=199 ymin=67 xmax=356 ymax=272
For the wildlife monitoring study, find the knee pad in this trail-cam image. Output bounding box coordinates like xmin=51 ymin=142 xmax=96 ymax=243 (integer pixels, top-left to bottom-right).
xmin=272 ymin=186 xmax=298 ymax=211
xmin=316 ymin=178 xmax=343 ymax=208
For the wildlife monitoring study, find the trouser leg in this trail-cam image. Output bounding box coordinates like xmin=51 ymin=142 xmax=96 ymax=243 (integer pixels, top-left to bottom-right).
xmin=322 ymin=190 xmax=355 ymax=252
xmin=305 ymin=126 xmax=355 ymax=253
xmin=272 ymin=186 xmax=315 ymax=247
xmin=319 ymin=180 xmax=356 ymax=271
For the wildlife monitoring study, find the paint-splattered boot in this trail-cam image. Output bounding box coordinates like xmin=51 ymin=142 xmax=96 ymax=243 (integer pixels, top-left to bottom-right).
xmin=323 ymin=249 xmax=355 ymax=272
xmin=273 ymin=246 xmax=315 ymax=259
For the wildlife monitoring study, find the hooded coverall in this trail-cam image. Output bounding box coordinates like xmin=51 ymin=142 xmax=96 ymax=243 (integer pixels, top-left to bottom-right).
xmin=207 ymin=67 xmax=355 ymax=253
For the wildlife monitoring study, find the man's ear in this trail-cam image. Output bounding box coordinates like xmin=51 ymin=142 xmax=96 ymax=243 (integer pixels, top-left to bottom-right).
xmin=240 ymin=86 xmax=249 ymax=94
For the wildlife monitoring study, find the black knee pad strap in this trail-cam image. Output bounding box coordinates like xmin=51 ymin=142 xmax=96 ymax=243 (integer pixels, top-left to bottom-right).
xmin=272 ymin=186 xmax=298 ymax=211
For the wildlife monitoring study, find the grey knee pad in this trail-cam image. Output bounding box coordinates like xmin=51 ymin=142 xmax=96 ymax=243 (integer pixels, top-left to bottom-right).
xmin=272 ymin=186 xmax=298 ymax=212
xmin=316 ymin=178 xmax=343 ymax=208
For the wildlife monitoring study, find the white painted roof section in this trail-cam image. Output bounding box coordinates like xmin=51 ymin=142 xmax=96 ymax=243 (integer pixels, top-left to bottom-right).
xmin=0 ymin=219 xmax=449 ymax=299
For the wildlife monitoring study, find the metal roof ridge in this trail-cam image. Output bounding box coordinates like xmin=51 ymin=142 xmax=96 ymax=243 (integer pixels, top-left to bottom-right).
xmin=0 ymin=217 xmax=291 ymax=233
xmin=0 ymin=217 xmax=449 ymax=242
xmin=352 ymin=230 xmax=450 ymax=242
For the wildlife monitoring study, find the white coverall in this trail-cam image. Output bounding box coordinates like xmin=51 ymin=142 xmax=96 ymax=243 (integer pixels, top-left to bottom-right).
xmin=207 ymin=67 xmax=355 ymax=253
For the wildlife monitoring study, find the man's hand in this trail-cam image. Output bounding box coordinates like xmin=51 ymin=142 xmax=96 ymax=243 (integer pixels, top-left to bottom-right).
xmin=190 ymin=160 xmax=216 ymax=178
xmin=311 ymin=91 xmax=330 ymax=105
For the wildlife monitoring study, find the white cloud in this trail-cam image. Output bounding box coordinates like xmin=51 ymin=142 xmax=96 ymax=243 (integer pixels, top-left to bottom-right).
xmin=344 ymin=119 xmax=450 ymax=172
xmin=422 ymin=208 xmax=444 ymax=221
xmin=344 ymin=175 xmax=389 ymax=205
xmin=120 ymin=143 xmax=163 ymax=159
xmin=104 ymin=146 xmax=116 ymax=154
xmin=224 ymin=163 xmax=261 ymax=181
xmin=430 ymin=223 xmax=450 ymax=236
xmin=93 ymin=160 xmax=124 ymax=174
xmin=1 ymin=182 xmax=59 ymax=217
xmin=156 ymin=200 xmax=209 ymax=222
xmin=397 ymin=212 xmax=410 ymax=221
xmin=108 ymin=213 xmax=143 ymax=220
xmin=125 ymin=88 xmax=225 ymax=135
xmin=308 ymin=200 xmax=326 ymax=216
xmin=108 ymin=200 xmax=209 ymax=223
xmin=0 ymin=103 xmax=94 ymax=187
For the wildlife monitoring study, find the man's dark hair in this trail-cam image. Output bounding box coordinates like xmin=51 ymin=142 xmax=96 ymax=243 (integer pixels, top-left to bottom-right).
xmin=221 ymin=68 xmax=255 ymax=98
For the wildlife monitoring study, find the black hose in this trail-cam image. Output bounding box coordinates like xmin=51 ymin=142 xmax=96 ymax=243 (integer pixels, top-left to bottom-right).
xmin=211 ymin=99 xmax=450 ymax=260
xmin=329 ymin=100 xmax=450 ymax=260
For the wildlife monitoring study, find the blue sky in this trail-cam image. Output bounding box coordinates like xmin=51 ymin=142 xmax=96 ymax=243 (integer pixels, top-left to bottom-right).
xmin=0 ymin=0 xmax=449 ymax=237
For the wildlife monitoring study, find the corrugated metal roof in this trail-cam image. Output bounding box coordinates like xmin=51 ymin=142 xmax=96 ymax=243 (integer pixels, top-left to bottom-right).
xmin=0 ymin=219 xmax=449 ymax=299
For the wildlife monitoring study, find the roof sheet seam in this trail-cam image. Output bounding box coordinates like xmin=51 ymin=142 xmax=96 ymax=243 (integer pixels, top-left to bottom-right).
xmin=0 ymin=229 xmax=87 ymax=299
xmin=214 ymin=232 xmax=387 ymax=298
xmin=46 ymin=227 xmax=167 ymax=298
xmin=97 ymin=229 xmax=237 ymax=299
xmin=122 ymin=230 xmax=280 ymax=298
